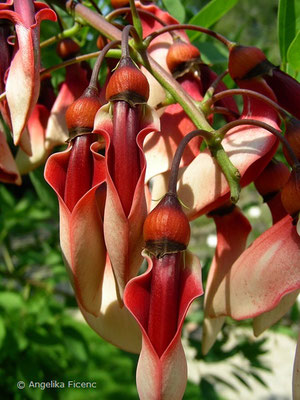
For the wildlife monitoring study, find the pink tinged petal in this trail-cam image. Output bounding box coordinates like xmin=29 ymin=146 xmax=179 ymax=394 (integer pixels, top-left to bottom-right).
xmin=211 ymin=215 xmax=300 ymax=320
xmin=202 ymin=317 xmax=225 ymax=355
xmin=45 ymin=64 xmax=90 ymax=150
xmin=80 ymin=257 xmax=142 ymax=354
xmin=177 ymin=79 xmax=279 ymax=219
xmin=0 ymin=23 xmax=13 ymax=129
xmin=44 ymin=138 xmax=106 ymax=317
xmin=0 ymin=5 xmax=56 ymax=146
xmin=0 ymin=129 xmax=21 ymax=185
xmin=202 ymin=207 xmax=251 ymax=354
xmin=253 ymin=291 xmax=300 ymax=337
xmin=144 ymin=76 xmax=202 ymax=181
xmin=293 ymin=333 xmax=300 ymax=400
xmin=94 ymin=104 xmax=160 ymax=296
xmin=124 ymin=251 xmax=203 ymax=400
xmin=15 ymin=104 xmax=50 ymax=174
xmin=297 ymin=219 xmax=300 ymax=237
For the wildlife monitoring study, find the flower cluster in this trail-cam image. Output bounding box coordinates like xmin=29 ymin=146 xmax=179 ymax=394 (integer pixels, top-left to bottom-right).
xmin=1 ymin=1 xmax=300 ymax=399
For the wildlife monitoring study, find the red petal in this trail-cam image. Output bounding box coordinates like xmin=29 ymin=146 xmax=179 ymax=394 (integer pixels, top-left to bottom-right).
xmin=124 ymin=251 xmax=203 ymax=400
xmin=0 ymin=129 xmax=21 ymax=185
xmin=211 ymin=215 xmax=300 ymax=319
xmin=203 ymin=207 xmax=251 ymax=353
xmin=94 ymin=104 xmax=160 ymax=297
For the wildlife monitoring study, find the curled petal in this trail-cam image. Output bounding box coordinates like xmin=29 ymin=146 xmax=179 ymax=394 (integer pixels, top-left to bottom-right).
xmin=124 ymin=251 xmax=203 ymax=400
xmin=45 ymin=142 xmax=106 ymax=316
xmin=94 ymin=104 xmax=160 ymax=297
xmin=0 ymin=129 xmax=21 ymax=185
xmin=210 ymin=215 xmax=300 ymax=320
xmin=0 ymin=4 xmax=56 ymax=147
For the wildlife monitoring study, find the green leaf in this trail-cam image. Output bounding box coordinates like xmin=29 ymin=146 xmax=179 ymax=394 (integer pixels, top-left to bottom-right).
xmin=0 ymin=318 xmax=6 ymax=349
xmin=188 ymin=0 xmax=239 ymax=42
xmin=29 ymin=166 xmax=58 ymax=213
xmin=287 ymin=31 xmax=300 ymax=71
xmin=162 ymin=0 xmax=186 ymax=23
xmin=0 ymin=292 xmax=23 ymax=311
xmin=278 ymin=0 xmax=300 ymax=65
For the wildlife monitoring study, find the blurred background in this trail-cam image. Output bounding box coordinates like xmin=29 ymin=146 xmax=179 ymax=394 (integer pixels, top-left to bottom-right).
xmin=0 ymin=0 xmax=299 ymax=399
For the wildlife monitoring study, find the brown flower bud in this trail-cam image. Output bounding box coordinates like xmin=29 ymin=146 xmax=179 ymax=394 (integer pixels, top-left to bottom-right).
xmin=166 ymin=39 xmax=201 ymax=75
xmin=228 ymin=44 xmax=274 ymax=80
xmin=96 ymin=35 xmax=106 ymax=50
xmin=105 ymin=57 xmax=149 ymax=105
xmin=283 ymin=118 xmax=300 ymax=166
xmin=111 ymin=0 xmax=129 ymax=8
xmin=65 ymin=86 xmax=102 ymax=136
xmin=254 ymin=159 xmax=290 ymax=200
xmin=143 ymin=193 xmax=190 ymax=258
xmin=56 ymin=38 xmax=80 ymax=60
xmin=281 ymin=166 xmax=300 ymax=217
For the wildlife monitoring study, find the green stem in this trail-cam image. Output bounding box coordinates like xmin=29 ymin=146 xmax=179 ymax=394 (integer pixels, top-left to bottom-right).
xmin=210 ymin=145 xmax=241 ymax=203
xmin=40 ymin=48 xmax=122 ymax=78
xmin=138 ymin=48 xmax=213 ymax=132
xmin=40 ymin=22 xmax=81 ymax=48
xmin=129 ymin=0 xmax=143 ymax=40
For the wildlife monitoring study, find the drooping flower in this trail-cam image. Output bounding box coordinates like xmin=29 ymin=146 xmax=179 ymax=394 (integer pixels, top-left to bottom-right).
xmin=93 ymin=53 xmax=160 ymax=298
xmin=124 ymin=193 xmax=203 ymax=399
xmin=45 ymin=83 xmax=143 ymax=353
xmin=228 ymin=43 xmax=300 ymax=119
xmin=0 ymin=0 xmax=57 ymax=151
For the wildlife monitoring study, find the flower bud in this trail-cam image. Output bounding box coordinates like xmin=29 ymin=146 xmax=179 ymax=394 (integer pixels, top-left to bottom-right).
xmin=283 ymin=118 xmax=300 ymax=166
xmin=56 ymin=38 xmax=80 ymax=60
xmin=281 ymin=166 xmax=300 ymax=217
xmin=254 ymin=159 xmax=290 ymax=201
xmin=228 ymin=44 xmax=274 ymax=80
xmin=166 ymin=39 xmax=201 ymax=76
xmin=111 ymin=0 xmax=129 ymax=8
xmin=143 ymin=193 xmax=190 ymax=258
xmin=96 ymin=35 xmax=106 ymax=50
xmin=65 ymin=86 xmax=102 ymax=136
xmin=105 ymin=57 xmax=149 ymax=105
